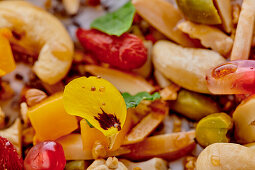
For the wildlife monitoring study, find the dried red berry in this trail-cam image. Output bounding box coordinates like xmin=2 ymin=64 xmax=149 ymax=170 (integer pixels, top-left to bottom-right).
xmin=0 ymin=136 xmax=23 ymax=170
xmin=76 ymin=29 xmax=147 ymax=70
xmin=24 ymin=141 xmax=66 ymax=170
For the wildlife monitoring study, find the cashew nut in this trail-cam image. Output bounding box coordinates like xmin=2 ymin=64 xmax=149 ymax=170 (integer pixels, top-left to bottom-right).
xmin=0 ymin=119 xmax=22 ymax=154
xmin=196 ymin=143 xmax=255 ymax=170
xmin=0 ymin=1 xmax=74 ymax=84
xmin=120 ymin=158 xmax=168 ymax=170
xmin=152 ymin=40 xmax=226 ymax=93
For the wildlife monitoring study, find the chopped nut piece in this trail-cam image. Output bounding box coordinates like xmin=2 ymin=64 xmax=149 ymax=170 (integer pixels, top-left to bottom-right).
xmin=173 ymin=115 xmax=182 ymax=133
xmin=63 ymin=0 xmax=80 ymax=15
xmin=92 ymin=141 xmax=107 ymax=159
xmin=20 ymin=102 xmax=29 ymax=125
xmin=232 ymin=4 xmax=241 ymax=25
xmin=154 ymin=69 xmax=171 ymax=88
xmin=106 ymin=157 xmax=118 ymax=169
xmin=160 ymin=84 xmax=180 ymax=101
xmin=25 ymin=88 xmax=47 ymax=106
xmin=230 ymin=0 xmax=255 ymax=60
xmin=178 ymin=21 xmax=233 ymax=56
xmin=120 ymin=158 xmax=168 ymax=170
xmin=88 ymin=158 xmax=128 ymax=170
xmin=184 ymin=156 xmax=196 ymax=170
xmin=0 ymin=119 xmax=22 ymax=154
xmin=87 ymin=159 xmax=106 ymax=170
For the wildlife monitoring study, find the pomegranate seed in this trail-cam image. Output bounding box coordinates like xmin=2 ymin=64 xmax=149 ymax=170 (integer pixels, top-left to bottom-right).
xmin=24 ymin=141 xmax=66 ymax=170
xmin=0 ymin=136 xmax=23 ymax=170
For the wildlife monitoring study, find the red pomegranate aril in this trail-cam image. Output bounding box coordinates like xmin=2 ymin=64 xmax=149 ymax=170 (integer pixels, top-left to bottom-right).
xmin=0 ymin=136 xmax=23 ymax=170
xmin=24 ymin=141 xmax=66 ymax=170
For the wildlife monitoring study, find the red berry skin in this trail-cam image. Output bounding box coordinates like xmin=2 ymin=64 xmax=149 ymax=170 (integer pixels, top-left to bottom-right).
xmin=24 ymin=141 xmax=66 ymax=170
xmin=0 ymin=136 xmax=24 ymax=170
xmin=76 ymin=29 xmax=148 ymax=70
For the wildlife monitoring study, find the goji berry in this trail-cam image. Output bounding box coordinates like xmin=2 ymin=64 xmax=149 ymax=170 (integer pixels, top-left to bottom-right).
xmin=76 ymin=29 xmax=147 ymax=70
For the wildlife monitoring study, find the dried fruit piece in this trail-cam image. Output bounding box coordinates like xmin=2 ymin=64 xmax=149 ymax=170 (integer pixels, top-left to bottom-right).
xmin=28 ymin=93 xmax=78 ymax=141
xmin=0 ymin=28 xmax=15 ymax=76
xmin=63 ymin=76 xmax=127 ymax=137
xmin=172 ymin=90 xmax=219 ymax=120
xmin=24 ymin=141 xmax=66 ymax=170
xmin=206 ymin=60 xmax=255 ymax=94
xmin=56 ymin=134 xmax=93 ymax=160
xmin=176 ymin=0 xmax=222 ymax=25
xmin=195 ymin=113 xmax=233 ymax=147
xmin=77 ymin=29 xmax=147 ymax=70
xmin=0 ymin=136 xmax=23 ymax=170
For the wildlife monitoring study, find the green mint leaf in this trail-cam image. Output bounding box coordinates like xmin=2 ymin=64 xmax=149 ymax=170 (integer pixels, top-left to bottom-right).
xmin=90 ymin=1 xmax=135 ymax=36
xmin=122 ymin=92 xmax=161 ymax=109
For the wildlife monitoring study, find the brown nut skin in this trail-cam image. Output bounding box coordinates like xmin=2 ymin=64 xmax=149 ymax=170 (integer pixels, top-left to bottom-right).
xmin=196 ymin=143 xmax=255 ymax=170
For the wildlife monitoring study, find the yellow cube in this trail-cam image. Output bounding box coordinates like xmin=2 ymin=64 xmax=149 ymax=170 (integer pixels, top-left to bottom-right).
xmin=28 ymin=93 xmax=78 ymax=141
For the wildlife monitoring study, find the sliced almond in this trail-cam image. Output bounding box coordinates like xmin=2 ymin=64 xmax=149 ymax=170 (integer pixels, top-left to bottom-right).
xmin=230 ymin=0 xmax=255 ymax=60
xmin=178 ymin=21 xmax=233 ymax=56
xmin=84 ymin=65 xmax=155 ymax=95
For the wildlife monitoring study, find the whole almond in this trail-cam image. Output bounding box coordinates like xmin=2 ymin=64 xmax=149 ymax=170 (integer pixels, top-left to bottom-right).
xmin=25 ymin=88 xmax=47 ymax=107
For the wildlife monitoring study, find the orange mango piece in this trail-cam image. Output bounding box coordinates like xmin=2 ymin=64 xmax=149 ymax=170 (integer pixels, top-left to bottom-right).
xmin=0 ymin=28 xmax=15 ymax=76
xmin=28 ymin=93 xmax=78 ymax=141
xmin=56 ymin=134 xmax=94 ymax=160
xmin=80 ymin=111 xmax=133 ymax=151
xmin=80 ymin=119 xmax=109 ymax=151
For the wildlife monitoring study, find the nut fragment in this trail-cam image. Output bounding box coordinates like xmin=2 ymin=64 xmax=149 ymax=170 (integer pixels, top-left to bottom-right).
xmin=120 ymin=158 xmax=168 ymax=170
xmin=0 ymin=119 xmax=22 ymax=154
xmin=196 ymin=143 xmax=255 ymax=170
xmin=185 ymin=156 xmax=196 ymax=170
xmin=20 ymin=102 xmax=29 ymax=125
xmin=106 ymin=157 xmax=118 ymax=169
xmin=160 ymin=84 xmax=180 ymax=101
xmin=152 ymin=40 xmax=225 ymax=93
xmin=25 ymin=88 xmax=47 ymax=106
xmin=178 ymin=21 xmax=233 ymax=56
xmin=63 ymin=0 xmax=80 ymax=15
xmin=88 ymin=157 xmax=127 ymax=170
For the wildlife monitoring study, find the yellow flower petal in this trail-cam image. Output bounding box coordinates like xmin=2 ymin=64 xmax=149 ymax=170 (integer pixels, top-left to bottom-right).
xmin=63 ymin=76 xmax=127 ymax=137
